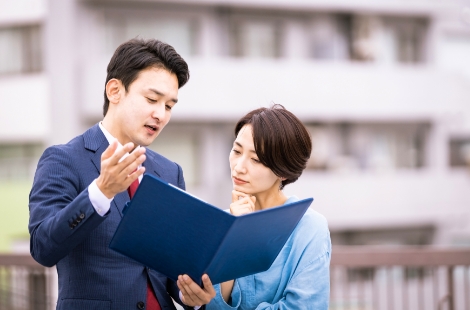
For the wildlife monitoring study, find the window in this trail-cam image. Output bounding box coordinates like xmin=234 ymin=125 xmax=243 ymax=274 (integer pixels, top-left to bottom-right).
xmin=229 ymin=17 xmax=281 ymax=58
xmin=331 ymin=225 xmax=435 ymax=246
xmin=104 ymin=14 xmax=199 ymax=58
xmin=350 ymin=15 xmax=427 ymax=63
xmin=307 ymin=15 xmax=350 ymax=60
xmin=449 ymin=137 xmax=470 ymax=167
xmin=307 ymin=122 xmax=429 ymax=172
xmin=148 ymin=127 xmax=199 ymax=186
xmin=0 ymin=25 xmax=42 ymax=75
xmin=0 ymin=144 xmax=43 ymax=181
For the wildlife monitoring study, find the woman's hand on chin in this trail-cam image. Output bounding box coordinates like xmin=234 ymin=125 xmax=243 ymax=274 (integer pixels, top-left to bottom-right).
xmin=230 ymin=190 xmax=256 ymax=216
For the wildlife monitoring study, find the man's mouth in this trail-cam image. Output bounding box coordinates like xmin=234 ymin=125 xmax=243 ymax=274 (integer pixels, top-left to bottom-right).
xmin=145 ymin=125 xmax=157 ymax=132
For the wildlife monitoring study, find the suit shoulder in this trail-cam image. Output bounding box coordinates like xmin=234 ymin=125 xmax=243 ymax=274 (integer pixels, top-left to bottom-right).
xmin=41 ymin=134 xmax=85 ymax=159
xmin=145 ymin=148 xmax=181 ymax=169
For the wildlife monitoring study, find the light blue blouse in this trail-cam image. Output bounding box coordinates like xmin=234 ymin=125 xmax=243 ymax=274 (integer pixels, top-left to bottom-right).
xmin=206 ymin=196 xmax=331 ymax=310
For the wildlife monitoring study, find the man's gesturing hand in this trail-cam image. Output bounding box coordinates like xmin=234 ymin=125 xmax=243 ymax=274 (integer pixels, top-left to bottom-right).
xmin=177 ymin=274 xmax=215 ymax=307
xmin=96 ymin=140 xmax=146 ymax=199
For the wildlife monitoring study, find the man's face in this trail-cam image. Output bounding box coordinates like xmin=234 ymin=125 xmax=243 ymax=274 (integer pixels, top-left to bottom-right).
xmin=112 ymin=67 xmax=178 ymax=147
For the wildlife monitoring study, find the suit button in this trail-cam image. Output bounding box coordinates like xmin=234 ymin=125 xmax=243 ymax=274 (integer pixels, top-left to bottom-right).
xmin=136 ymin=301 xmax=145 ymax=309
xmin=79 ymin=213 xmax=85 ymax=219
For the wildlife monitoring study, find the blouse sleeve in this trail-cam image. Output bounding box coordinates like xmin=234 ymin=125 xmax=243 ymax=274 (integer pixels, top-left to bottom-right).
xmin=206 ymin=281 xmax=242 ymax=309
xmin=207 ymin=250 xmax=330 ymax=310
xmin=255 ymin=250 xmax=331 ymax=310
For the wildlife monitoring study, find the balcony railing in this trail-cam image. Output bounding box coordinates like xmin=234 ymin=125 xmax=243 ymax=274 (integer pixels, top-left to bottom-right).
xmin=0 ymin=254 xmax=55 ymax=310
xmin=1 ymin=247 xmax=469 ymax=310
xmin=331 ymin=246 xmax=470 ymax=310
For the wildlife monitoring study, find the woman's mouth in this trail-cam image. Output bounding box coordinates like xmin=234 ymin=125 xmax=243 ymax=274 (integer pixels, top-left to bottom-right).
xmin=233 ymin=177 xmax=248 ymax=185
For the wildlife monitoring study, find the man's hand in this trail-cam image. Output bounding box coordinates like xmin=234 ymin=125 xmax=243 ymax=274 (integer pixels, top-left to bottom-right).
xmin=96 ymin=140 xmax=146 ymax=198
xmin=177 ymin=274 xmax=215 ymax=307
xmin=229 ymin=190 xmax=256 ymax=216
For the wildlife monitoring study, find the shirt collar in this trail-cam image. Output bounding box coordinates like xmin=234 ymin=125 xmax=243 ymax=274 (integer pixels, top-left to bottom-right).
xmin=99 ymin=122 xmax=120 ymax=146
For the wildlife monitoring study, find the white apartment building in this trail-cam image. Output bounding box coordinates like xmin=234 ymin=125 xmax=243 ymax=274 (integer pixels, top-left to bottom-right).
xmin=1 ymin=0 xmax=470 ymax=249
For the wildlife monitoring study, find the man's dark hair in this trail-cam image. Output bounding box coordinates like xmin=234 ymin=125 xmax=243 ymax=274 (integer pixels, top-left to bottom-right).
xmin=234 ymin=104 xmax=312 ymax=189
xmin=103 ymin=38 xmax=190 ymax=116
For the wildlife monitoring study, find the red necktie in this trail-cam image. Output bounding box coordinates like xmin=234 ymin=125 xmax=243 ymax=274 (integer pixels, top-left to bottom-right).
xmin=128 ymin=179 xmax=162 ymax=310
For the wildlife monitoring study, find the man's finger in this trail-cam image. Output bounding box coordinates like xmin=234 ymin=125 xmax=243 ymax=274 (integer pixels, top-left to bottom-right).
xmin=101 ymin=140 xmax=118 ymax=161
xmin=115 ymin=146 xmax=146 ymax=173
xmin=104 ymin=141 xmax=134 ymax=166
xmin=120 ymin=154 xmax=146 ymax=179
xmin=119 ymin=166 xmax=145 ymax=189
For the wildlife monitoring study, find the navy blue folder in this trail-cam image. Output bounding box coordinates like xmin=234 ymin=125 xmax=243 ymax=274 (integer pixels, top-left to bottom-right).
xmin=109 ymin=174 xmax=313 ymax=285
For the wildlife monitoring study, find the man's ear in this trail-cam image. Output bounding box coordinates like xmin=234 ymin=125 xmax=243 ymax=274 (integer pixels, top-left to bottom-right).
xmin=106 ymin=78 xmax=122 ymax=104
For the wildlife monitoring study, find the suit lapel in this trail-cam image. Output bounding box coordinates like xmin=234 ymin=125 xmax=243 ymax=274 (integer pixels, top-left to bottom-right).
xmin=83 ymin=126 xmax=171 ymax=217
xmin=143 ymin=151 xmax=163 ymax=179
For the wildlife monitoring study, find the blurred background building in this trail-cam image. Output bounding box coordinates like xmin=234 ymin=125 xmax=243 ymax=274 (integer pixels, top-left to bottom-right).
xmin=2 ymin=0 xmax=470 ymax=309
xmin=1 ymin=0 xmax=470 ymax=253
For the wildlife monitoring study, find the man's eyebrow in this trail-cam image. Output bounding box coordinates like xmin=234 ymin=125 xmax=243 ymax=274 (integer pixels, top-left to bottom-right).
xmin=148 ymin=88 xmax=178 ymax=103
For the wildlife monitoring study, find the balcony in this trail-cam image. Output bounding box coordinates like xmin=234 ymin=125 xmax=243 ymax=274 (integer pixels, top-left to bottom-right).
xmin=80 ymin=58 xmax=470 ymax=124
xmin=1 ymin=246 xmax=469 ymax=310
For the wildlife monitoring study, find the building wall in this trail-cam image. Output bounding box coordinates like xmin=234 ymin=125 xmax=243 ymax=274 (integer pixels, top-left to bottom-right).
xmin=1 ymin=0 xmax=470 ymax=251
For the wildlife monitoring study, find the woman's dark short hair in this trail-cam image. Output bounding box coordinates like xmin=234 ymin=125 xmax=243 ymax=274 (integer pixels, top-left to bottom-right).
xmin=103 ymin=38 xmax=190 ymax=116
xmin=234 ymin=104 xmax=312 ymax=189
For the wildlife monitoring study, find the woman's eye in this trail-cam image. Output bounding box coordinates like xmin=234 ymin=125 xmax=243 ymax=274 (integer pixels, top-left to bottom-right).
xmin=252 ymin=158 xmax=260 ymax=163
xmin=232 ymin=149 xmax=240 ymax=154
xmin=147 ymin=98 xmax=157 ymax=103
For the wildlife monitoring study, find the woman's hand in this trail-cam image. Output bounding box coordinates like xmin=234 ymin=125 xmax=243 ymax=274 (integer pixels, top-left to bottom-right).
xmin=230 ymin=190 xmax=256 ymax=216
xmin=220 ymin=280 xmax=235 ymax=303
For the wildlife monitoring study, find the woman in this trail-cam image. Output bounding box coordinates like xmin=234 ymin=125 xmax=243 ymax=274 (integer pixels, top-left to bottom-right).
xmin=206 ymin=104 xmax=331 ymax=309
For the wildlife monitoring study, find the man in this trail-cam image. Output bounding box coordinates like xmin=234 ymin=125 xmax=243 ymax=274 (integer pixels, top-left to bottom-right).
xmin=29 ymin=38 xmax=215 ymax=310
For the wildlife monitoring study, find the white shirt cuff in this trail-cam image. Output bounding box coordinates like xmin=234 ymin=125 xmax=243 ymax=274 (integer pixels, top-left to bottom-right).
xmin=88 ymin=179 xmax=113 ymax=216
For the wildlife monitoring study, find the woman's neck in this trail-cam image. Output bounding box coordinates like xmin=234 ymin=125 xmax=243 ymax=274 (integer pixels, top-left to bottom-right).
xmin=254 ymin=190 xmax=288 ymax=211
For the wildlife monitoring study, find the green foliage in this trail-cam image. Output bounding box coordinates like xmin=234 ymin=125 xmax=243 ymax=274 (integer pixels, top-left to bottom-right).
xmin=0 ymin=181 xmax=31 ymax=252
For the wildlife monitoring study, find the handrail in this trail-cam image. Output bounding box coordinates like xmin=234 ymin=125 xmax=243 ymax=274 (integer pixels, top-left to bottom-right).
xmin=0 ymin=254 xmax=44 ymax=268
xmin=331 ymin=246 xmax=470 ymax=266
xmin=2 ymin=246 xmax=470 ymax=267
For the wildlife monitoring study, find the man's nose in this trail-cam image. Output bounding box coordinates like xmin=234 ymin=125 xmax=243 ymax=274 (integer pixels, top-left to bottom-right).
xmin=152 ymin=103 xmax=165 ymax=120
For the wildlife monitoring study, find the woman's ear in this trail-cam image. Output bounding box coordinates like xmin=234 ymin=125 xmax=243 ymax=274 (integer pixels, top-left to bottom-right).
xmin=105 ymin=78 xmax=122 ymax=104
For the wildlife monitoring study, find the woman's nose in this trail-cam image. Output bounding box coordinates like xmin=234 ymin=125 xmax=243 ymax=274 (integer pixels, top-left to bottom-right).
xmin=234 ymin=159 xmax=247 ymax=173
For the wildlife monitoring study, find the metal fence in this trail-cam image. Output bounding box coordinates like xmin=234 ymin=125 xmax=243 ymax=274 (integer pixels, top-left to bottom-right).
xmin=1 ymin=247 xmax=469 ymax=310
xmin=330 ymin=246 xmax=470 ymax=310
xmin=0 ymin=254 xmax=55 ymax=310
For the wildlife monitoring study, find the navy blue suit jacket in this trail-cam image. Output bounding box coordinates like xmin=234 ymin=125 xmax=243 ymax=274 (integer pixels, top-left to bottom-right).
xmin=29 ymin=124 xmax=187 ymax=310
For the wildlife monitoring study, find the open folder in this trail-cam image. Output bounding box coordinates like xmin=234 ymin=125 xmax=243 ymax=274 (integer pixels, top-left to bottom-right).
xmin=109 ymin=174 xmax=313 ymax=285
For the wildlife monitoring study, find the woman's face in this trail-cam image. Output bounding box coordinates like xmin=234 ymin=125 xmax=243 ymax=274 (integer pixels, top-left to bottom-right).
xmin=229 ymin=124 xmax=281 ymax=196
